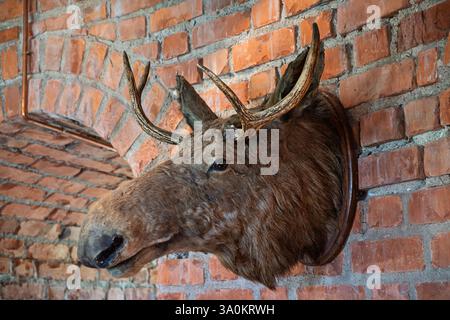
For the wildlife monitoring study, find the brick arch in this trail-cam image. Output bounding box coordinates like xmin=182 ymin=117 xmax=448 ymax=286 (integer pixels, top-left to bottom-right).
xmin=26 ymin=34 xmax=193 ymax=176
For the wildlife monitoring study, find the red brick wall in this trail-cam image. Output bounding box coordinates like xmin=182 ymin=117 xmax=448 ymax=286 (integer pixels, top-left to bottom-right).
xmin=0 ymin=0 xmax=449 ymax=300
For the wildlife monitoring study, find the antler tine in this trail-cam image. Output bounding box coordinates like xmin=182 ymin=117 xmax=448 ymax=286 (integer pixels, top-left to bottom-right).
xmin=197 ymin=64 xmax=254 ymax=130
xmin=247 ymin=23 xmax=321 ymax=128
xmin=123 ymin=51 xmax=182 ymax=145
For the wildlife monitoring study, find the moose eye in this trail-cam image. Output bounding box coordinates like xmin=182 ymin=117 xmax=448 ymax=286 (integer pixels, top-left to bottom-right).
xmin=207 ymin=160 xmax=228 ymax=174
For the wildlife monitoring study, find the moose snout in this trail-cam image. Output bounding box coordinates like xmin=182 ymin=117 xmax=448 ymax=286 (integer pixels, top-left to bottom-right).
xmin=78 ymin=229 xmax=125 ymax=269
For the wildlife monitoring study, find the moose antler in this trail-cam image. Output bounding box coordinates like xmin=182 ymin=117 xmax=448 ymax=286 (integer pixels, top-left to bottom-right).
xmin=123 ymin=52 xmax=182 ymax=145
xmin=198 ymin=23 xmax=321 ymax=130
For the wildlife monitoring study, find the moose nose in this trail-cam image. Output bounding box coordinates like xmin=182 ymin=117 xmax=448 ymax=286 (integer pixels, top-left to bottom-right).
xmin=78 ymin=232 xmax=125 ymax=269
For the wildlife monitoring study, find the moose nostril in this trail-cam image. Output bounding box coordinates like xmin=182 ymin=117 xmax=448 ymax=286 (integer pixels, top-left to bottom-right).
xmin=94 ymin=234 xmax=125 ymax=268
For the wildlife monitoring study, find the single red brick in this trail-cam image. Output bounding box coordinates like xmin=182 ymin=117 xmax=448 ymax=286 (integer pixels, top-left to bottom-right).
xmin=372 ymin=283 xmax=409 ymax=300
xmin=251 ymin=0 xmax=280 ymax=28
xmin=431 ymin=232 xmax=450 ymax=268
xmin=368 ymin=195 xmax=403 ymax=228
xmin=232 ymin=27 xmax=295 ymax=71
xmin=424 ymin=136 xmax=450 ymax=177
xmin=0 ymin=219 xmax=19 ymax=234
xmin=69 ymin=156 xmax=115 ymax=173
xmin=118 ymin=16 xmax=146 ymax=41
xmin=0 ymin=26 xmax=19 ymax=44
xmin=3 ymin=84 xmax=21 ymax=118
xmin=340 ymin=59 xmax=415 ymax=108
xmin=248 ymin=68 xmax=276 ymax=100
xmin=354 ymin=26 xmax=391 ymax=67
xmin=142 ymin=83 xmax=167 ymax=122
xmin=358 ymin=146 xmax=424 ymax=189
xmin=48 ymin=286 xmax=66 ymax=300
xmin=156 ymin=59 xmax=201 ymax=88
xmin=1 ymin=45 xmax=18 ymax=80
xmin=132 ymin=42 xmax=159 ymax=60
xmin=37 ymin=177 xmax=85 ymax=194
xmin=322 ymin=45 xmax=348 ymax=80
xmin=110 ymin=116 xmax=142 ymax=156
xmin=397 ymin=1 xmax=450 ymax=52
xmin=285 ymin=0 xmax=320 ymax=16
xmin=107 ymin=288 xmax=124 ymax=300
xmin=1 ymin=203 xmax=55 ymax=220
xmin=260 ymin=287 xmax=288 ymax=300
xmin=0 ymin=257 xmax=10 ymax=273
xmin=76 ymin=170 xmax=123 ymax=187
xmin=192 ymin=11 xmax=250 ymax=48
xmin=162 ymin=32 xmax=189 ymax=59
xmin=157 ymin=292 xmax=186 ymax=300
xmin=159 ymin=101 xmax=185 ymax=132
xmin=204 ymin=0 xmax=246 ymax=13
xmin=299 ymin=10 xmax=334 ymax=46
xmin=88 ymin=22 xmax=116 ymax=41
xmin=29 ymin=38 xmax=40 ymax=73
xmin=94 ymin=97 xmax=126 ymax=140
xmin=0 ymin=239 xmax=25 ymax=257
xmin=32 ymin=159 xmax=81 ymax=177
xmin=17 ymin=220 xmax=54 ymax=238
xmin=84 ymin=1 xmax=107 ymax=23
xmin=416 ymin=282 xmax=450 ymax=300
xmin=352 ymin=237 xmax=424 ymax=273
xmin=153 ymin=259 xmax=204 ymax=285
xmin=58 ymin=81 xmax=81 ymax=116
xmin=31 ymin=14 xmax=69 ymax=36
xmin=203 ymin=49 xmax=229 ymax=75
xmin=28 ymin=243 xmax=69 ymax=261
xmin=0 ymin=183 xmax=46 ymax=201
xmin=0 ymin=150 xmax=35 ymax=166
xmin=440 ymin=88 xmax=450 ymax=125
xmin=42 ymin=79 xmax=63 ymax=113
xmin=62 ymin=38 xmax=85 ymax=75
xmin=360 ymin=107 xmax=405 ymax=146
xmin=298 ymin=285 xmax=365 ymax=300
xmin=77 ymin=86 xmax=104 ymax=127
xmin=15 ymin=259 xmax=37 ymax=278
xmin=127 ymin=137 xmax=159 ymax=176
xmin=39 ymin=0 xmax=67 ymax=12
xmin=417 ymin=48 xmax=438 ymax=87
xmin=29 ymin=90 xmax=44 ymax=113
xmin=338 ymin=0 xmax=410 ymax=35
xmin=150 ymin=0 xmax=202 ymax=32
xmin=444 ymin=33 xmax=450 ymax=65
xmin=0 ymin=0 xmax=24 ymax=22
xmin=85 ymin=42 xmax=108 ymax=80
xmin=196 ymin=289 xmax=253 ymax=300
xmin=409 ymin=185 xmax=450 ymax=224
xmin=208 ymin=256 xmax=238 ymax=281
xmin=404 ymin=97 xmax=440 ymax=137
xmin=102 ymin=50 xmax=124 ymax=90
xmin=43 ymin=36 xmax=64 ymax=71
xmin=67 ymin=288 xmax=106 ymax=300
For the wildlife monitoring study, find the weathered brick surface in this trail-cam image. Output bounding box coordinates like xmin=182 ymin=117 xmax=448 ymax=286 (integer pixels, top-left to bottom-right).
xmin=0 ymin=0 xmax=448 ymax=301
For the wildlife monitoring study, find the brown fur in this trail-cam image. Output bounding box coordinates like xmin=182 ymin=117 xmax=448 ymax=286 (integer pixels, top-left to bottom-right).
xmin=78 ymin=91 xmax=344 ymax=289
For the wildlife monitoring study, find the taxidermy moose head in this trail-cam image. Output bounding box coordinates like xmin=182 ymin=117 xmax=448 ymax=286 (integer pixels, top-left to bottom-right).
xmin=78 ymin=24 xmax=357 ymax=289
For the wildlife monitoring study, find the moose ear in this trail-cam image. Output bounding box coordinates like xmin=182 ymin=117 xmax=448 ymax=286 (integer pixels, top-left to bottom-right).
xmin=265 ymin=43 xmax=325 ymax=108
xmin=176 ymin=75 xmax=218 ymax=128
